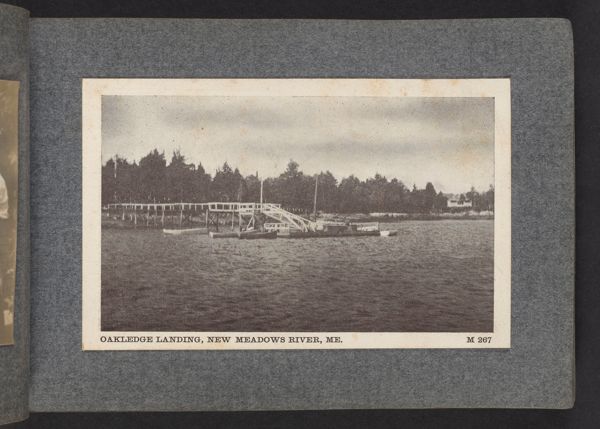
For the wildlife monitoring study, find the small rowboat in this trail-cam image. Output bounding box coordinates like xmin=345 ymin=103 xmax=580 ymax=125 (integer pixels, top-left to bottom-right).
xmin=238 ymin=230 xmax=278 ymax=240
xmin=379 ymin=230 xmax=398 ymax=237
xmin=163 ymin=227 xmax=207 ymax=235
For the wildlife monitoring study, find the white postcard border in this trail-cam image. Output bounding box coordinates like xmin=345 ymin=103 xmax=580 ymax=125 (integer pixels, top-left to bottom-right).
xmin=82 ymin=78 xmax=511 ymax=350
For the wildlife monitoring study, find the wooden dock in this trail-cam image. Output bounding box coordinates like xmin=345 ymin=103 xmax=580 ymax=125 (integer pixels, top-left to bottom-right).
xmin=103 ymin=202 xmax=382 ymax=238
xmin=103 ymin=202 xmax=317 ymax=232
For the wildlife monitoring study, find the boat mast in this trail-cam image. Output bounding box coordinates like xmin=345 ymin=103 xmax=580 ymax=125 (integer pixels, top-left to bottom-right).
xmin=260 ymin=178 xmax=264 ymax=206
xmin=313 ymin=174 xmax=318 ymax=221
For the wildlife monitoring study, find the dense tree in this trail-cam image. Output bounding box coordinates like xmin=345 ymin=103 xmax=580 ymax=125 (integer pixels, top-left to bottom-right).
xmin=365 ymin=174 xmax=388 ymax=212
xmin=212 ymin=162 xmax=243 ymax=202
xmin=244 ymin=174 xmax=261 ymax=203
xmin=101 ymin=158 xmax=117 ymax=204
xmin=138 ymin=149 xmax=167 ymax=202
xmin=102 ymin=156 xmax=142 ymax=203
xmin=423 ymin=182 xmax=437 ymax=212
xmin=316 ymin=171 xmax=339 ymax=213
xmin=479 ymin=185 xmax=494 ymax=211
xmin=384 ymin=178 xmax=407 ymax=212
xmin=101 ymin=149 xmax=493 ymax=214
xmin=166 ymin=150 xmax=196 ymax=202
xmin=193 ymin=162 xmax=212 ymax=202
xmin=338 ymin=175 xmax=366 ymax=213
xmin=434 ymin=191 xmax=448 ymax=212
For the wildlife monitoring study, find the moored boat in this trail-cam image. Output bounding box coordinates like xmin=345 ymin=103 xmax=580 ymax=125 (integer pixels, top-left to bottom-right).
xmin=278 ymin=229 xmax=380 ymax=239
xmin=380 ymin=230 xmax=398 ymax=237
xmin=238 ymin=230 xmax=277 ymax=240
xmin=163 ymin=227 xmax=207 ymax=235
xmin=209 ymin=231 xmax=238 ymax=239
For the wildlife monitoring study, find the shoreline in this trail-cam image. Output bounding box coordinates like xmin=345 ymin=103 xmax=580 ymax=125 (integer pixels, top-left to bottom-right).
xmin=101 ymin=212 xmax=494 ymax=230
xmin=319 ymin=212 xmax=494 ymax=223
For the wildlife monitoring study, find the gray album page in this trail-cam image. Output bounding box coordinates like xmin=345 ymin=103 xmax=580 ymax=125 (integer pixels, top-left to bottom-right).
xmin=28 ymin=18 xmax=574 ymax=411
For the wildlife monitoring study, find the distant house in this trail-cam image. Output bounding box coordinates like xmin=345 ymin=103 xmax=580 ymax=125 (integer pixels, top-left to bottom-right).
xmin=447 ymin=198 xmax=472 ymax=209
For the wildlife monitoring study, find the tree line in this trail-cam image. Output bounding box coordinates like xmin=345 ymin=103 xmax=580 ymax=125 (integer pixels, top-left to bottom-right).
xmin=102 ymin=149 xmax=494 ymax=214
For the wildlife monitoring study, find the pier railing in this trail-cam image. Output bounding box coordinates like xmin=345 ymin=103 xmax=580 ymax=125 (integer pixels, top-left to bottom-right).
xmin=103 ymin=202 xmax=317 ymax=232
xmin=104 ymin=202 xmax=282 ymax=213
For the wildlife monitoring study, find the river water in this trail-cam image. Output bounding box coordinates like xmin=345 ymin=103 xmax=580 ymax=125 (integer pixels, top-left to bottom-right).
xmin=101 ymin=220 xmax=493 ymax=332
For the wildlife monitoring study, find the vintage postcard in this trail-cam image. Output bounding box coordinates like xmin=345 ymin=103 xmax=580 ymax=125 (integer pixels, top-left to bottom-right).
xmin=0 ymin=80 xmax=19 ymax=346
xmin=82 ymin=78 xmax=511 ymax=350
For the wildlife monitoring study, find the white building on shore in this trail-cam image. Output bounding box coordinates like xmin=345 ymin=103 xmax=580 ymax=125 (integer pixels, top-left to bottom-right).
xmin=447 ymin=197 xmax=472 ymax=209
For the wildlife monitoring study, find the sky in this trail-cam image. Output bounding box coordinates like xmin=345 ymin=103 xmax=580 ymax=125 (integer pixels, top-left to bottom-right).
xmin=102 ymin=95 xmax=494 ymax=194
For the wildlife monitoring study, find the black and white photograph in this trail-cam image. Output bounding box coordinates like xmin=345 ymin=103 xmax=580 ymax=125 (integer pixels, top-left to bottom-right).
xmin=82 ymin=79 xmax=511 ymax=349
xmin=0 ymin=80 xmax=18 ymax=346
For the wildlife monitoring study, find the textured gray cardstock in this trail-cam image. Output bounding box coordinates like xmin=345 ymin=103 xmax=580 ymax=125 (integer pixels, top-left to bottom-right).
xmin=26 ymin=18 xmax=574 ymax=411
xmin=0 ymin=4 xmax=29 ymax=426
